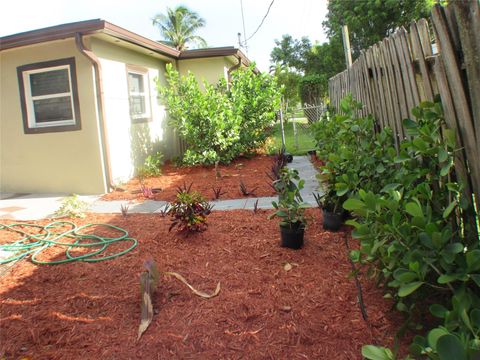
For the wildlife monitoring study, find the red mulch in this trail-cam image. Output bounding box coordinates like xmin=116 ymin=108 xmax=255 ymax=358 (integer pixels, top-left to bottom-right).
xmin=102 ymin=155 xmax=276 ymax=202
xmin=0 ymin=209 xmax=408 ymax=359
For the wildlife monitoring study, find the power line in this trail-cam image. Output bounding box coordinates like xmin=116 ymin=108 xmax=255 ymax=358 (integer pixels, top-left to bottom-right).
xmin=244 ymin=0 xmax=275 ymax=43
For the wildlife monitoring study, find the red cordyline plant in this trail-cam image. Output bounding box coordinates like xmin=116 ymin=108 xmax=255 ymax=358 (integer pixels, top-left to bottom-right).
xmin=168 ymin=183 xmax=213 ymax=233
xmin=140 ymin=184 xmax=154 ymax=199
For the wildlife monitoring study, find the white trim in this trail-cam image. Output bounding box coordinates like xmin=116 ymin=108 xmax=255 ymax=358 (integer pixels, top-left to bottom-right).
xmin=126 ymin=68 xmax=151 ymax=120
xmin=22 ymin=64 xmax=76 ymax=128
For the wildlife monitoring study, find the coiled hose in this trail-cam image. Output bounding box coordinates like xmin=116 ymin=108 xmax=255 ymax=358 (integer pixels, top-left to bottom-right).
xmin=0 ymin=221 xmax=137 ymax=265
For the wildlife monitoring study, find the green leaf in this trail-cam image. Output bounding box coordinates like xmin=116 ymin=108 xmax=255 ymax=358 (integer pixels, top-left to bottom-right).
xmin=436 ymin=334 xmax=467 ymax=360
xmin=470 ymin=309 xmax=480 ymax=328
xmin=438 ymin=274 xmax=458 ymax=284
xmin=440 ymin=161 xmax=452 ymax=176
xmin=335 ymin=182 xmax=349 ymax=196
xmin=444 ymin=242 xmax=464 ymax=254
xmin=361 ymin=345 xmax=394 ymax=360
xmin=430 ymin=304 xmax=448 ymax=318
xmin=376 ymin=163 xmax=385 ymax=173
xmin=405 ymin=202 xmax=423 ymax=218
xmin=428 ymin=328 xmax=450 ymax=350
xmin=394 ymin=153 xmax=410 ymax=163
xmin=381 ymin=183 xmax=401 ymax=193
xmin=350 ymin=250 xmax=360 ymax=262
xmin=470 ymin=274 xmax=480 ymax=288
xmin=403 ymin=118 xmax=418 ymax=129
xmin=343 ymin=198 xmax=365 ymax=211
xmin=438 ymin=148 xmax=448 ymax=162
xmin=444 ymin=128 xmax=456 ymax=148
xmin=398 ymin=281 xmax=423 ymax=297
xmin=467 ymin=250 xmax=480 ymax=272
xmin=443 ymin=200 xmax=457 ymax=219
xmin=395 ymin=271 xmax=417 ymax=283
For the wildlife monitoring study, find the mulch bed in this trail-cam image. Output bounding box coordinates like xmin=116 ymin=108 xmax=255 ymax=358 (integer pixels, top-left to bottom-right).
xmin=0 ymin=209 xmax=407 ymax=359
xmin=102 ymin=155 xmax=276 ymax=202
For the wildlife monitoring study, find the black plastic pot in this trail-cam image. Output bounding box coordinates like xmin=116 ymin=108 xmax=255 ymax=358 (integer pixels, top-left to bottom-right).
xmin=322 ymin=209 xmax=343 ymax=231
xmin=285 ymin=152 xmax=294 ymax=163
xmin=280 ymin=224 xmax=305 ymax=249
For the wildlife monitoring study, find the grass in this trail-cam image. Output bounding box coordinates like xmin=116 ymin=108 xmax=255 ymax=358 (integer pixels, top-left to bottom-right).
xmin=269 ymin=120 xmax=317 ymax=155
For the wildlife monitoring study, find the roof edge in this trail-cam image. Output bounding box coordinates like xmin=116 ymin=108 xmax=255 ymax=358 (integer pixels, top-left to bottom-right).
xmin=0 ymin=19 xmax=105 ymax=51
xmin=0 ymin=20 xmax=255 ymax=67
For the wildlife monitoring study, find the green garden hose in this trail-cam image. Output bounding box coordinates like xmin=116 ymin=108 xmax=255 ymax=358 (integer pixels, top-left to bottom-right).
xmin=0 ymin=221 xmax=137 ymax=265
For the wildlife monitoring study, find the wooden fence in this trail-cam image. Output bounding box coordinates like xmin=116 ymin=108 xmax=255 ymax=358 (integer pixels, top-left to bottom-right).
xmin=328 ymin=2 xmax=480 ymax=212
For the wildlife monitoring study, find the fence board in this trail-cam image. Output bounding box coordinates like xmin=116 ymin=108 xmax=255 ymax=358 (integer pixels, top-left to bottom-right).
xmin=410 ymin=21 xmax=434 ymax=101
xmin=328 ymin=3 xmax=479 ymax=211
xmin=431 ymin=4 xmax=479 ymax=199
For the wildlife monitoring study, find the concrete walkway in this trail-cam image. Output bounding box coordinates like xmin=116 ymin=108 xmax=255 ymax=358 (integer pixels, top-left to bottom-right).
xmin=0 ymin=156 xmax=323 ymax=220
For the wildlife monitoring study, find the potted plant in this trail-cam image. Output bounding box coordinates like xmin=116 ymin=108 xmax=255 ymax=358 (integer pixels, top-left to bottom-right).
xmin=313 ymin=190 xmax=345 ymax=231
xmin=270 ymin=168 xmax=309 ymax=249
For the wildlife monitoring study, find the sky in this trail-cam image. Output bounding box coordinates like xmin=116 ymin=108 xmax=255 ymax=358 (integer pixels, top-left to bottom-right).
xmin=0 ymin=0 xmax=329 ymax=72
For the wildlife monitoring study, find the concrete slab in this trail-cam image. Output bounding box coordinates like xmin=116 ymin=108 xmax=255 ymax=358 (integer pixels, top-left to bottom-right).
xmin=0 ymin=194 xmax=99 ymax=220
xmin=286 ymin=155 xmax=323 ymax=201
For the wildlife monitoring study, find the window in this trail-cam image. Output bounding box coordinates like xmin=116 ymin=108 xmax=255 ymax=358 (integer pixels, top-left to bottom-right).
xmin=17 ymin=58 xmax=81 ymax=134
xmin=127 ymin=68 xmax=151 ymax=122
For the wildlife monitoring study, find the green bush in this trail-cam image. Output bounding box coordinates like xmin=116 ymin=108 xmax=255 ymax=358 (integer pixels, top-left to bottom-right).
xmin=227 ymin=67 xmax=281 ymax=153
xmin=160 ymin=64 xmax=281 ymax=165
xmin=316 ymin=96 xmax=480 ymax=359
xmin=137 ymin=151 xmax=163 ymax=178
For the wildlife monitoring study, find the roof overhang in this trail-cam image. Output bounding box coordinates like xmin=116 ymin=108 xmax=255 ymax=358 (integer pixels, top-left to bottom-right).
xmin=0 ymin=19 xmax=179 ymax=58
xmin=0 ymin=19 xmax=255 ymax=69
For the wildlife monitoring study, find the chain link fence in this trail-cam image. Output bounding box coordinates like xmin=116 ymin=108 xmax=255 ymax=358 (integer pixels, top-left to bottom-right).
xmin=272 ymin=104 xmax=325 ymax=155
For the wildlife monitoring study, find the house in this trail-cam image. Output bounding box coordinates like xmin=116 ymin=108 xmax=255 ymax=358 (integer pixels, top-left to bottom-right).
xmin=0 ymin=19 xmax=253 ymax=194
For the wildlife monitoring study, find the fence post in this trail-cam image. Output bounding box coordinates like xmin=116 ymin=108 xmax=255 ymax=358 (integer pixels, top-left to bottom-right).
xmin=342 ymin=25 xmax=353 ymax=68
xmin=293 ymin=115 xmax=298 ymax=150
xmin=279 ymin=106 xmax=286 ymax=151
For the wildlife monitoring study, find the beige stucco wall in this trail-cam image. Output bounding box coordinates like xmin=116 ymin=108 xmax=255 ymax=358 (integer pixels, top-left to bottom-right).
xmin=0 ymin=39 xmax=107 ymax=194
xmin=177 ymin=57 xmax=231 ymax=88
xmin=89 ymin=37 xmax=178 ymax=184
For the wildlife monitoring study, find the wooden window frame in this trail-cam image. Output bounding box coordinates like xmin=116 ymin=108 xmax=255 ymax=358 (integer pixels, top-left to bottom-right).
xmin=17 ymin=57 xmax=81 ymax=134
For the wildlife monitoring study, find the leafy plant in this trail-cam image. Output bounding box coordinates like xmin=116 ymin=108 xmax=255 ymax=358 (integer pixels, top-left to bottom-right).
xmin=252 ymin=199 xmax=260 ymax=214
xmin=54 ymin=194 xmax=89 ymax=218
xmin=212 ymin=186 xmax=226 ymax=200
xmin=313 ymin=189 xmax=345 ymax=214
xmin=120 ymin=203 xmax=130 ymax=218
xmin=239 ymin=181 xmax=258 ymax=197
xmin=137 ymin=151 xmax=163 ymax=178
xmin=270 ymin=168 xmax=309 ymax=228
xmin=322 ymin=97 xmax=479 ymax=358
xmin=160 ymin=64 xmax=281 ymax=165
xmin=268 ymin=149 xmax=288 ymax=182
xmin=158 ymin=203 xmax=170 ymax=217
xmin=140 ymin=184 xmax=155 ymax=199
xmin=168 ymin=184 xmax=212 ymax=233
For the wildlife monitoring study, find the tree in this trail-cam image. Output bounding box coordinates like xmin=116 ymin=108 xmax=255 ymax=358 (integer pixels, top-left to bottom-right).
xmin=270 ymin=64 xmax=301 ymax=107
xmin=270 ymin=35 xmax=311 ymax=72
xmin=323 ymin=0 xmax=433 ymax=56
xmin=270 ymin=35 xmax=346 ymax=105
xmin=152 ymin=6 xmax=207 ymax=50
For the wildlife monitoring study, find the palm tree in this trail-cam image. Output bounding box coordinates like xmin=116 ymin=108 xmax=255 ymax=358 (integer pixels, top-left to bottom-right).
xmin=152 ymin=6 xmax=207 ymax=51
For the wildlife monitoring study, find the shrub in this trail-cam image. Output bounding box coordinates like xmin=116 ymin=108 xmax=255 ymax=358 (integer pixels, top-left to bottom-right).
xmin=227 ymin=66 xmax=281 ymax=153
xmin=168 ymin=184 xmax=213 ymax=233
xmin=136 ymin=151 xmax=163 ymax=178
xmin=320 ymin=96 xmax=479 ymax=359
xmin=54 ymin=194 xmax=89 ymax=218
xmin=160 ymin=64 xmax=281 ymax=165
